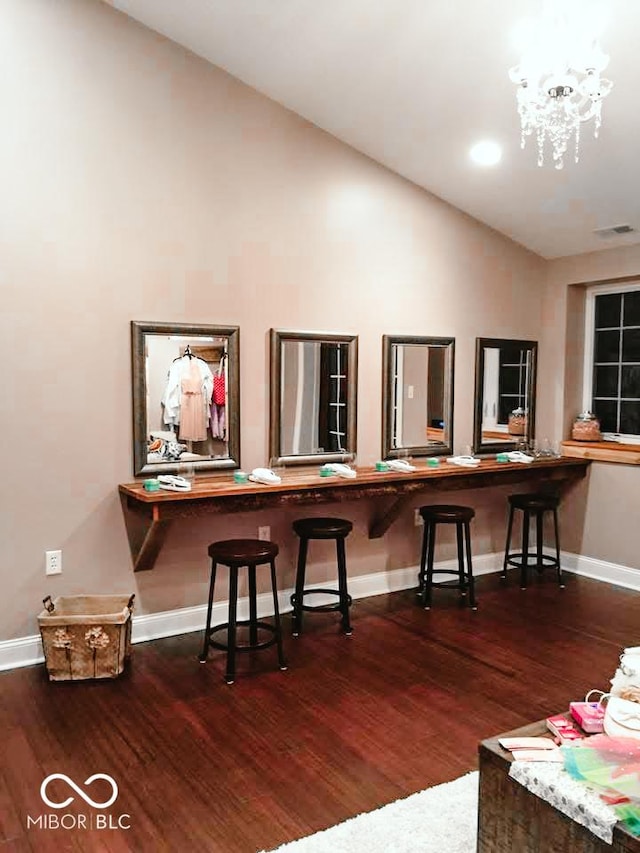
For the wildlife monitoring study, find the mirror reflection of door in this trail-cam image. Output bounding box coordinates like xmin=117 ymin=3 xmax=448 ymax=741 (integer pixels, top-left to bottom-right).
xmin=381 ymin=335 xmax=454 ymax=459
xmin=280 ymin=341 xmax=350 ymax=455
xmin=391 ymin=345 xmax=445 ymax=448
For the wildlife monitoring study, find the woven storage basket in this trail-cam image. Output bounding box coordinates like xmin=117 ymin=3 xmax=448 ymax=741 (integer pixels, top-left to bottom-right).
xmin=38 ymin=594 xmax=135 ymax=681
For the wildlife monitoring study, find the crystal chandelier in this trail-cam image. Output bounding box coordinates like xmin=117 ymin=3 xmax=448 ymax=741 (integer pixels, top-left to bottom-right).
xmin=508 ymin=2 xmax=613 ymax=169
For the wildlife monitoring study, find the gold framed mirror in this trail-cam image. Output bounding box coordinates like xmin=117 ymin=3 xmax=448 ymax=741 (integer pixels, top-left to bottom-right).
xmin=131 ymin=321 xmax=240 ymax=476
xmin=382 ymin=335 xmax=455 ymax=459
xmin=473 ymin=337 xmax=537 ymax=454
xmin=269 ymin=329 xmax=358 ymax=467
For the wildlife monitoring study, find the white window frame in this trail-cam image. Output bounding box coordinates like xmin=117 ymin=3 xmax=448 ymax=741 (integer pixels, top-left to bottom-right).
xmin=583 ymin=280 xmax=640 ymax=443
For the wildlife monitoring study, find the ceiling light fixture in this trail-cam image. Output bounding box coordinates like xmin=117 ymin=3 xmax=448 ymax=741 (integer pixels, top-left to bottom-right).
xmin=508 ymin=1 xmax=613 ymax=170
xmin=470 ymin=140 xmax=502 ymax=166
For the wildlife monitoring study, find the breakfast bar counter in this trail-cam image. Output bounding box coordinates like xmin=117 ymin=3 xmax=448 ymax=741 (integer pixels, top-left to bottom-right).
xmin=119 ymin=456 xmax=590 ymax=571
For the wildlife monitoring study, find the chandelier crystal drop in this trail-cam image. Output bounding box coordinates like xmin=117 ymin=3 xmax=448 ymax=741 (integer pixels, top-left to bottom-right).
xmin=508 ymin=2 xmax=613 ymax=169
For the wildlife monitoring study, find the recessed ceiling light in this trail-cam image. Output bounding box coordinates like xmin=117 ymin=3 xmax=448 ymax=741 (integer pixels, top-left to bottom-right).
xmin=469 ymin=140 xmax=502 ymax=167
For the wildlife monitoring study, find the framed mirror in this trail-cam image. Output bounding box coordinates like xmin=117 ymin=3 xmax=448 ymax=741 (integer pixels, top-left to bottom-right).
xmin=131 ymin=321 xmax=240 ymax=476
xmin=473 ymin=337 xmax=537 ymax=454
xmin=269 ymin=329 xmax=358 ymax=467
xmin=382 ymin=335 xmax=455 ymax=459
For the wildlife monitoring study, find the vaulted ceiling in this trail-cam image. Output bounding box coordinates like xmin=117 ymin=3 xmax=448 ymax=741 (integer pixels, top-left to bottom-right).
xmin=109 ymin=0 xmax=640 ymax=259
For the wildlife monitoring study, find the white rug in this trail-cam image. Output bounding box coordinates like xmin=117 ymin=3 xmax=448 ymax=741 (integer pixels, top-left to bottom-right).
xmin=261 ymin=771 xmax=479 ymax=853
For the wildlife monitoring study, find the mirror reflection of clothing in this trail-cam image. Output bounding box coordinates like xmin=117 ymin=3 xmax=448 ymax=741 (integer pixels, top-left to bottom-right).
xmin=211 ymin=404 xmax=225 ymax=440
xmin=211 ymin=366 xmax=226 ymax=440
xmin=161 ymin=356 xmax=213 ymax=441
xmin=179 ymin=358 xmax=209 ymax=441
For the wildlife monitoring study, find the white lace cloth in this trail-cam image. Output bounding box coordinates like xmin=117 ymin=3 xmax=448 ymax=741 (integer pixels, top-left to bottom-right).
xmin=509 ymin=761 xmax=618 ymax=844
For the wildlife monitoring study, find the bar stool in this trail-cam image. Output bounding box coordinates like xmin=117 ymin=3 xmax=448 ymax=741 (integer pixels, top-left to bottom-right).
xmin=418 ymin=505 xmax=477 ymax=610
xmin=199 ymin=539 xmax=287 ymax=684
xmin=501 ymin=493 xmax=563 ymax=589
xmin=291 ymin=517 xmax=353 ymax=636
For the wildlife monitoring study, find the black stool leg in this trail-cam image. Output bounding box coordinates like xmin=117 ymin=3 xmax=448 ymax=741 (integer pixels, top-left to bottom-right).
xmin=336 ymin=536 xmax=352 ymax=635
xmin=269 ymin=558 xmax=287 ymax=670
xmin=536 ymin=510 xmax=544 ymax=574
xmin=455 ymin=521 xmax=467 ymax=602
xmin=423 ymin=521 xmax=436 ymax=609
xmin=292 ymin=537 xmax=308 ymax=637
xmin=418 ymin=518 xmax=429 ymax=598
xmin=199 ymin=560 xmax=217 ymax=662
xmin=225 ymin=565 xmax=239 ymax=685
xmin=464 ymin=520 xmax=477 ymax=609
xmin=248 ymin=563 xmax=258 ymax=647
xmin=553 ymin=508 xmax=564 ymax=589
xmin=502 ymin=505 xmax=515 ymax=581
xmin=520 ymin=510 xmax=530 ymax=589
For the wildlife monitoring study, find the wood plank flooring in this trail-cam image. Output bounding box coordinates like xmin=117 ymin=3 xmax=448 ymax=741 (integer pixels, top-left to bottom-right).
xmin=1 ymin=572 xmax=638 ymax=852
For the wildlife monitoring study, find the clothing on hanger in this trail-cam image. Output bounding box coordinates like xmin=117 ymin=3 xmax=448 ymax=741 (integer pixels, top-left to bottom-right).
xmin=161 ymin=354 xmax=213 ymax=437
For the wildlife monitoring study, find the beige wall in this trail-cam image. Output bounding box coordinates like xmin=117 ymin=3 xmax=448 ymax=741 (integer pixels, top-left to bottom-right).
xmin=2 ymin=0 xmax=548 ymax=641
xmin=542 ymin=245 xmax=640 ymax=567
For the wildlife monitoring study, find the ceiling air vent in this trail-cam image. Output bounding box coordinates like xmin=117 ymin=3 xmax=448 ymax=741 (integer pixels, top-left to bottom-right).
xmin=594 ymin=224 xmax=636 ymax=238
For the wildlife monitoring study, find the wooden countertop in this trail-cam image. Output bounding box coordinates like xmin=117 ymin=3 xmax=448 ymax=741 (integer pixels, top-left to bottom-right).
xmin=119 ymin=456 xmax=589 ymax=505
xmin=119 ymin=457 xmax=590 ymax=572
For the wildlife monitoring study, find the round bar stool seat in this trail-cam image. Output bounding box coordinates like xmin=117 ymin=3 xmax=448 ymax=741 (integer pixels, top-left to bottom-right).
xmin=418 ymin=504 xmax=477 ymax=610
xmin=291 ymin=517 xmax=354 ymax=636
xmin=199 ymin=538 xmax=287 ymax=684
xmin=420 ymin=505 xmax=475 ymax=524
xmin=502 ymin=493 xmax=563 ymax=589
xmin=207 ymin=539 xmax=278 ymax=565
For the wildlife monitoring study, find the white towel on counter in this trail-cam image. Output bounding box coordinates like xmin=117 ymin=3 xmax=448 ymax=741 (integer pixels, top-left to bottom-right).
xmin=446 ymin=456 xmax=481 ymax=468
xmin=507 ymin=451 xmax=534 ymax=464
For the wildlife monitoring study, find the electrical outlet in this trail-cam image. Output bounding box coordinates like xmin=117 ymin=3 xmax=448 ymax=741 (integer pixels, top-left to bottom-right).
xmin=414 ymin=509 xmax=423 ymax=527
xmin=258 ymin=526 xmax=271 ymax=541
xmin=45 ymin=550 xmax=62 ymax=575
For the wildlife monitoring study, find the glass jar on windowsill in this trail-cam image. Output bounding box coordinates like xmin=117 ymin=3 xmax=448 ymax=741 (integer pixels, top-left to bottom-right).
xmin=508 ymin=407 xmax=526 ymax=436
xmin=571 ymin=411 xmax=602 ymax=442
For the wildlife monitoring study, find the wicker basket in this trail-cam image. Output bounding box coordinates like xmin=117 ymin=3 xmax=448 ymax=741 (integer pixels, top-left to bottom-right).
xmin=38 ymin=594 xmax=135 ymax=681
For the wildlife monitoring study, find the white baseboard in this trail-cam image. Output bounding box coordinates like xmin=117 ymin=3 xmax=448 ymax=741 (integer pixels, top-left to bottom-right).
xmin=1 ymin=551 xmax=636 ymax=672
xmin=559 ymin=551 xmax=640 ymax=591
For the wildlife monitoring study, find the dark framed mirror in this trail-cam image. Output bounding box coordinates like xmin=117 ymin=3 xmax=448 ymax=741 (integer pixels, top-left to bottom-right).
xmin=382 ymin=335 xmax=455 ymax=459
xmin=131 ymin=321 xmax=240 ymax=476
xmin=269 ymin=329 xmax=358 ymax=467
xmin=473 ymin=337 xmax=537 ymax=454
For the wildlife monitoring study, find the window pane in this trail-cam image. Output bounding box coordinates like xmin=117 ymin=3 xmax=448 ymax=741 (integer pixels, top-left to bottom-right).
xmin=500 ymin=346 xmax=524 ymax=365
xmin=621 ymin=365 xmax=640 ymax=399
xmin=622 ymin=328 xmax=640 ymax=363
xmin=620 ymin=401 xmax=640 ymax=435
xmin=623 ymin=291 xmax=640 ymax=327
xmin=594 ymin=329 xmax=620 ymax=362
xmin=592 ymin=399 xmax=618 ymax=432
xmin=500 ymin=366 xmax=522 ymax=394
xmin=594 ymin=365 xmax=618 ymax=397
xmin=595 ymin=293 xmax=621 ymax=329
xmin=588 ymin=289 xmax=640 ymax=438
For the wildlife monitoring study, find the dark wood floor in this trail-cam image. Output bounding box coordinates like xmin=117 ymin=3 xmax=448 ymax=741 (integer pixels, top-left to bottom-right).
xmin=1 ymin=572 xmax=638 ymax=852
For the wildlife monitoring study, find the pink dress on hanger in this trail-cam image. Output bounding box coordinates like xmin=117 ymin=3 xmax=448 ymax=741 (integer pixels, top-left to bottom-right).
xmin=210 ymin=367 xmax=226 ymax=440
xmin=179 ymin=358 xmax=208 ymax=442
